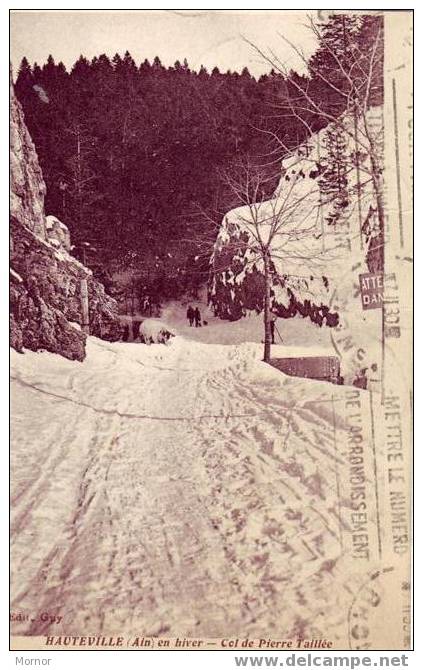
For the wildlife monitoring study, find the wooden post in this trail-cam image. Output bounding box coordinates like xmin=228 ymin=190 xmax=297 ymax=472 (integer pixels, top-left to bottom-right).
xmin=80 ymin=278 xmax=90 ymax=334
xmin=263 ymin=251 xmax=272 ymax=363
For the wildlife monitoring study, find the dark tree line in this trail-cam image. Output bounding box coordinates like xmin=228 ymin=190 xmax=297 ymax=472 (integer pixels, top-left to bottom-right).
xmin=16 ymin=56 xmax=289 ymax=269
xmin=14 ymin=13 xmax=382 ymax=303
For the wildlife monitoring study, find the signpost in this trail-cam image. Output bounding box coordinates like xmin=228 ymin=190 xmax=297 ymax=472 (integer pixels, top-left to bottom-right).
xmin=359 ymin=272 xmax=384 ymax=310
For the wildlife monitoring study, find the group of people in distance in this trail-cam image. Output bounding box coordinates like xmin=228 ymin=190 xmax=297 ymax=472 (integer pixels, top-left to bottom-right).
xmin=186 ymin=305 xmax=202 ymax=327
xmin=186 ymin=304 xmax=280 ymax=342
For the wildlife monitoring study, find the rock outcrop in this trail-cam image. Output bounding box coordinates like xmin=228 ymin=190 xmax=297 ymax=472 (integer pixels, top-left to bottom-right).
xmin=10 ymin=80 xmax=46 ymax=239
xmin=10 ymin=82 xmax=123 ymax=360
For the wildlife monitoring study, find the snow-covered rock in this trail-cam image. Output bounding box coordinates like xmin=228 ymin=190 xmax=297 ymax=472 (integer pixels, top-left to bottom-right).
xmin=211 ymin=111 xmax=381 ymax=319
xmin=210 ymin=108 xmax=384 ymax=383
xmin=138 ymin=319 xmax=176 ymax=345
xmin=45 ymin=215 xmax=71 ymax=252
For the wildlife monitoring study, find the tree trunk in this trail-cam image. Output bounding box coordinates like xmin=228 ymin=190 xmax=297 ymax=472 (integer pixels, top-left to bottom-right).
xmin=80 ymin=278 xmax=90 ymax=335
xmin=263 ymin=251 xmax=272 ymax=363
xmin=353 ymin=104 xmax=364 ymax=249
xmin=362 ymin=115 xmax=385 ymax=264
xmin=369 ymin=153 xmax=385 ymax=241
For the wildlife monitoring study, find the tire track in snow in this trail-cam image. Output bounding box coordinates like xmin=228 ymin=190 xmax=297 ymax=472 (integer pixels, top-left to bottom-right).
xmin=11 ymin=375 xmax=260 ymax=422
xmin=11 ymin=339 xmax=364 ymax=642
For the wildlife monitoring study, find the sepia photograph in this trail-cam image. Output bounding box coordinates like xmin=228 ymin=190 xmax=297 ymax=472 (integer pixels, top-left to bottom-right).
xmin=9 ymin=8 xmax=413 ymax=653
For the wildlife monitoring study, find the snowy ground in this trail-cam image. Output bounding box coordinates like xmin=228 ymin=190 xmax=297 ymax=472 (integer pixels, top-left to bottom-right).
xmin=163 ymin=299 xmax=334 ymax=352
xmin=11 ymin=317 xmax=376 ymax=644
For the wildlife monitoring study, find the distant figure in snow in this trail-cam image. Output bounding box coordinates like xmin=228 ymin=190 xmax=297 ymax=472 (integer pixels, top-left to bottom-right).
xmin=186 ymin=305 xmax=194 ymax=327
xmin=143 ymin=296 xmax=152 ymax=316
xmin=194 ymin=307 xmax=202 ymax=328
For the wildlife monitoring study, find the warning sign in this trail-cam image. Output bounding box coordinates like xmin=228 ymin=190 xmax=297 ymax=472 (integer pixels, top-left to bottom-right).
xmin=359 ymin=272 xmax=384 ymax=310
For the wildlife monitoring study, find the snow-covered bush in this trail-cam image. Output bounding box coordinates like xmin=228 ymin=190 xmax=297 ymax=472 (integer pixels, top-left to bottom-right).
xmin=138 ymin=319 xmax=176 ymax=345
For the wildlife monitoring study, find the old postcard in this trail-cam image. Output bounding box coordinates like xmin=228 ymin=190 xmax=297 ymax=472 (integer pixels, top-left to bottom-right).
xmin=10 ymin=9 xmax=413 ymax=651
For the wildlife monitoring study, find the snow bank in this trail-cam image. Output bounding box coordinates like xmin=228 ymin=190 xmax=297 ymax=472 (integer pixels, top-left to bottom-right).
xmin=11 ymin=334 xmax=381 ymax=643
xmin=138 ymin=319 xmax=176 ymax=345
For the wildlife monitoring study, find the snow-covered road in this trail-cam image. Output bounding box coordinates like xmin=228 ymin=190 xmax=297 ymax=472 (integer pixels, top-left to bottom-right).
xmin=11 ymin=336 xmax=372 ymax=643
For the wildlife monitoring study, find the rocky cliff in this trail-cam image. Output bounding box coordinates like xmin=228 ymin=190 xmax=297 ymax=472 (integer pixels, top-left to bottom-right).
xmin=10 ymin=83 xmax=123 ymax=360
xmin=10 ymin=80 xmax=46 ymax=239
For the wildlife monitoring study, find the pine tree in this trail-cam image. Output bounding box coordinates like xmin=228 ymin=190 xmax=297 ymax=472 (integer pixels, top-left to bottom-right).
xmin=15 ymin=48 xmax=325 ymax=297
xmin=319 ymin=122 xmax=350 ymax=226
xmin=140 ymin=58 xmax=151 ymax=74
xmin=112 ymin=53 xmax=123 ymax=70
xmin=152 ymin=55 xmax=164 ymax=72
xmin=308 ymin=14 xmax=362 ymax=117
xmin=15 ymin=57 xmax=33 ymax=95
xmin=63 ymin=121 xmax=99 ymax=233
xmin=33 ymin=62 xmax=42 ymax=79
xmin=42 ymin=54 xmax=56 ymax=76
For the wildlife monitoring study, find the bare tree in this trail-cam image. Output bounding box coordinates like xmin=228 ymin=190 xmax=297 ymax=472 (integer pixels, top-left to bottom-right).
xmin=198 ymin=159 xmax=338 ymax=362
xmin=64 ymin=121 xmax=101 ymax=234
xmin=186 ymin=17 xmax=383 ymax=363
xmin=243 ymin=14 xmax=383 ymax=261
